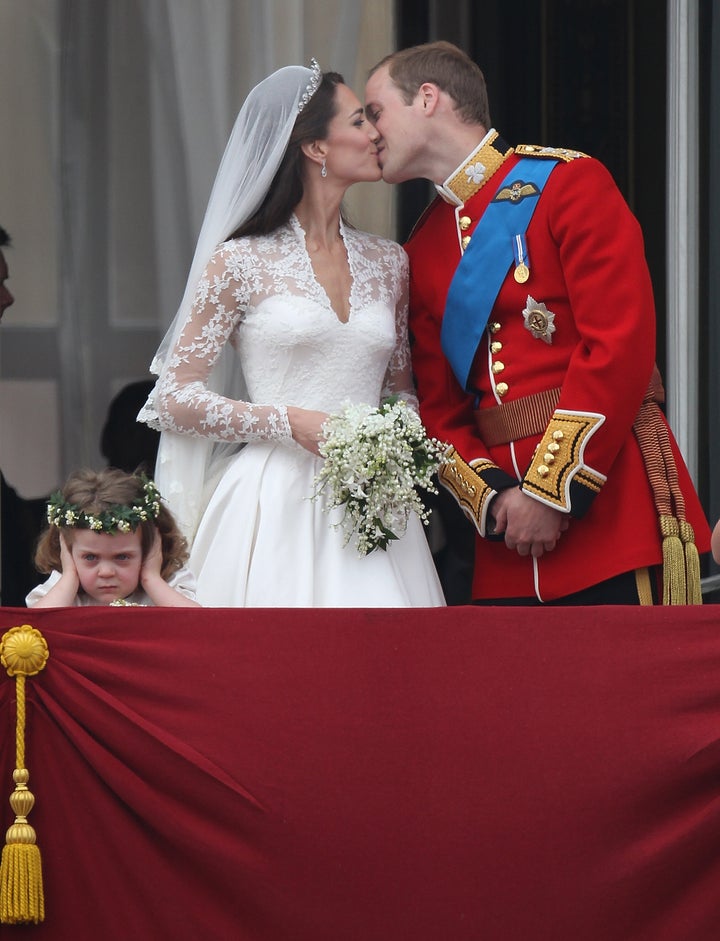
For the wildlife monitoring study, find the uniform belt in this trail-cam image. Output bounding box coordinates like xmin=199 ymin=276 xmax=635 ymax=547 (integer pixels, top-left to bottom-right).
xmin=473 ymin=388 xmax=562 ymax=447
xmin=473 ymin=367 xmax=665 ymax=448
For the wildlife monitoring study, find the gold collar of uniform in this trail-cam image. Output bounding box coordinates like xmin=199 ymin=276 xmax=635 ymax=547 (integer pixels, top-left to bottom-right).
xmin=436 ymin=131 xmax=514 ymax=207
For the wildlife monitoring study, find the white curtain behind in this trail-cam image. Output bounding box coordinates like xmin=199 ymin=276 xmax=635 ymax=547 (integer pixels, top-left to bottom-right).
xmin=0 ymin=0 xmax=394 ymax=494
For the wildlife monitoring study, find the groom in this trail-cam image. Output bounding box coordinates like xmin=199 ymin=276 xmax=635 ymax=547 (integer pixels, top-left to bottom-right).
xmin=365 ymin=41 xmax=710 ymax=605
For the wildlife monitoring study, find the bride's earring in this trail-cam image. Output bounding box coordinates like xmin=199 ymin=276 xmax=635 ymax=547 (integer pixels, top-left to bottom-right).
xmin=321 ymin=159 xmax=327 ymax=179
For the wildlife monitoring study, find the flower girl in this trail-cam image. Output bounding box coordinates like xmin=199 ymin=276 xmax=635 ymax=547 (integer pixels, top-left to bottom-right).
xmin=27 ymin=468 xmax=200 ymax=607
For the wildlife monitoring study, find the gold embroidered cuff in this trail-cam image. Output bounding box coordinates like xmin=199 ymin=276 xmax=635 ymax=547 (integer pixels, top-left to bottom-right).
xmin=521 ymin=410 xmax=606 ymax=516
xmin=438 ymin=446 xmax=505 ymax=537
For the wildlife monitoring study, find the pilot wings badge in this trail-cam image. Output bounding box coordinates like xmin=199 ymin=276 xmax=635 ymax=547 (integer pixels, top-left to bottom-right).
xmin=493 ymin=180 xmax=540 ymax=203
xmin=522 ymin=296 xmax=556 ymax=344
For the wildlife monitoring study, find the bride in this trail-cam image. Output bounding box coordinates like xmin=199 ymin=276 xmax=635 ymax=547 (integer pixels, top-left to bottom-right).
xmin=139 ymin=60 xmax=445 ymax=608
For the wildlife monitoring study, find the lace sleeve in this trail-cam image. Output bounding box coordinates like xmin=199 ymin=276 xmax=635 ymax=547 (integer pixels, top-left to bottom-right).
xmin=154 ymin=242 xmax=292 ymax=443
xmin=380 ymin=247 xmax=420 ymax=413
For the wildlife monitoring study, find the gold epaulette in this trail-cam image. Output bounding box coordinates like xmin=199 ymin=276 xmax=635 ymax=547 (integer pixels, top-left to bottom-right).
xmin=515 ymin=144 xmax=590 ymax=163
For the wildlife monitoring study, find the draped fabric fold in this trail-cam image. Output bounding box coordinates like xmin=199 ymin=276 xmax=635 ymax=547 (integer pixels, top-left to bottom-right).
xmin=0 ymin=605 xmax=719 ymax=940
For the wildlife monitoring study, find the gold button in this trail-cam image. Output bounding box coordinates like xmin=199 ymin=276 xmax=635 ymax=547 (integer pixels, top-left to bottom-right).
xmin=490 ymin=322 xmax=502 ymax=334
xmin=537 ymin=464 xmax=549 ymax=477
xmin=496 ymin=382 xmax=509 ymax=397
xmin=491 ymin=361 xmax=505 ymax=374
xmin=491 ymin=341 xmax=503 ymax=354
xmin=543 ymin=453 xmax=555 ymax=464
xmin=547 ymin=441 xmax=560 ymax=453
xmin=459 ymin=215 xmax=472 ymax=231
xmin=552 ymin=430 xmax=564 ymax=441
xmin=461 ymin=235 xmax=471 ymax=250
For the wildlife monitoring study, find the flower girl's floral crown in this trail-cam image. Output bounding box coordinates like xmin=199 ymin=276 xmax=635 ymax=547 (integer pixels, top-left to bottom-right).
xmin=47 ymin=475 xmax=162 ymax=534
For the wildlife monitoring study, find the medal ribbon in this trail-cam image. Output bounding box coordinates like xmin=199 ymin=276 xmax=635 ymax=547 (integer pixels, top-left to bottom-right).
xmin=513 ymin=234 xmax=529 ymax=281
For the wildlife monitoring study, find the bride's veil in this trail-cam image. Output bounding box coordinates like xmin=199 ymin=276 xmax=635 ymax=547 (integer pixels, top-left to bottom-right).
xmin=138 ymin=61 xmax=322 ymax=541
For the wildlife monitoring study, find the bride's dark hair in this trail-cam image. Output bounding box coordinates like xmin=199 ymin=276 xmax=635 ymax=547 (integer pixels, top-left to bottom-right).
xmin=231 ymin=71 xmax=344 ymax=239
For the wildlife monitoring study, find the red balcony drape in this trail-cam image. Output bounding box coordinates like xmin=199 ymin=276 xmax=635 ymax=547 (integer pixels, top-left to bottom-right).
xmin=0 ymin=605 xmax=718 ymax=940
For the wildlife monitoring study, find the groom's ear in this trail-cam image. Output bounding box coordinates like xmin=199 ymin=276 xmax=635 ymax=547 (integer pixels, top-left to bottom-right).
xmin=417 ymin=82 xmax=441 ymax=115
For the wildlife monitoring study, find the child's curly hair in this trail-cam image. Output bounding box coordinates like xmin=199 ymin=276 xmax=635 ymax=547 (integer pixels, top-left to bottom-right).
xmin=34 ymin=467 xmax=190 ymax=581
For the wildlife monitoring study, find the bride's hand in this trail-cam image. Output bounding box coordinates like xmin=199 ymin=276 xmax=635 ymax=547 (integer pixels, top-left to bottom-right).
xmin=287 ymin=406 xmax=330 ymax=456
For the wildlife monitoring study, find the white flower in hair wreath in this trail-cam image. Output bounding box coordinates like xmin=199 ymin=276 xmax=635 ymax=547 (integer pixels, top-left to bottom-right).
xmin=46 ymin=475 xmax=162 ymax=534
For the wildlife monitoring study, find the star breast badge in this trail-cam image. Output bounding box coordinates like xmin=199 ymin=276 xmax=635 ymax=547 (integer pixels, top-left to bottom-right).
xmin=522 ymin=296 xmax=556 ymax=344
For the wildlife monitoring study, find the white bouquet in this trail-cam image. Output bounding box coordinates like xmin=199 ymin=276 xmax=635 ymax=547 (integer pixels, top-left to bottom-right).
xmin=313 ymin=396 xmax=446 ymax=556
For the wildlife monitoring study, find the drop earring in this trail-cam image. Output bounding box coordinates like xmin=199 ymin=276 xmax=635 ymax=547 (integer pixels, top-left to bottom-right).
xmin=321 ymin=159 xmax=327 ymax=179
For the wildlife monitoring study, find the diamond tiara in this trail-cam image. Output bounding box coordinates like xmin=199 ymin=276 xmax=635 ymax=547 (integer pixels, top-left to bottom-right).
xmin=298 ymin=58 xmax=322 ymax=112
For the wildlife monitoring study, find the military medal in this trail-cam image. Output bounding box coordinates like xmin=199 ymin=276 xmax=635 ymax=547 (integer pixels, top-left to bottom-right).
xmin=514 ymin=262 xmax=529 ymax=283
xmin=513 ymin=234 xmax=530 ymax=283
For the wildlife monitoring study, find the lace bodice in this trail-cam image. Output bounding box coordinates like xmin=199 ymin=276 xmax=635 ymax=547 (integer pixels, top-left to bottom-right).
xmin=146 ymin=215 xmax=416 ymax=443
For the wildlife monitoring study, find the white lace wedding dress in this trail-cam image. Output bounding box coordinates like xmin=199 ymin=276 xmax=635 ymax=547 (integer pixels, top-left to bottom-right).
xmin=146 ymin=215 xmax=445 ymax=607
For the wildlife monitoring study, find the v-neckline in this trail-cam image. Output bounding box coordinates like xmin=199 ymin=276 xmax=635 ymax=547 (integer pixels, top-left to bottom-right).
xmin=291 ymin=214 xmax=354 ymax=325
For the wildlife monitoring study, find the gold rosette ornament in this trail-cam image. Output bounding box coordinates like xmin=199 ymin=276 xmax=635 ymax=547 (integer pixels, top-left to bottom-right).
xmin=0 ymin=625 xmax=49 ymax=924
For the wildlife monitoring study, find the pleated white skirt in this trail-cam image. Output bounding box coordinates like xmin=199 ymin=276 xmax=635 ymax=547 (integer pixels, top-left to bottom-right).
xmin=189 ymin=440 xmax=446 ymax=608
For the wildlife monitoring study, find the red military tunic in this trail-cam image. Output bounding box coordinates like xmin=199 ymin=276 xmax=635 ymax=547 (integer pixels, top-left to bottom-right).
xmin=406 ymin=131 xmax=711 ymax=602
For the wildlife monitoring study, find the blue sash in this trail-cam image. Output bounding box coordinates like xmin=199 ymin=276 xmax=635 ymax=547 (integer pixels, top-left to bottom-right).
xmin=440 ymin=157 xmax=558 ymax=391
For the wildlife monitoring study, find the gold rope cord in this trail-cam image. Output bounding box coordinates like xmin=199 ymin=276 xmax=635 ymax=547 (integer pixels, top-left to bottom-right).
xmin=634 ymin=567 xmax=655 ymax=607
xmin=0 ymin=625 xmax=49 ymax=925
xmin=632 ymin=372 xmax=702 ymax=605
xmin=655 ymin=412 xmax=702 ymax=604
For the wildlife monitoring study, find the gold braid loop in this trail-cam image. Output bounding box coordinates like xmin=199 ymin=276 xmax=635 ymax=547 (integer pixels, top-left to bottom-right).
xmin=0 ymin=625 xmax=49 ymax=925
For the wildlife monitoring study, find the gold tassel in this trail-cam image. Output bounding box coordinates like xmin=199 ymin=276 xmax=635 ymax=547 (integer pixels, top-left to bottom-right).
xmin=660 ymin=515 xmax=686 ymax=606
xmin=631 ymin=384 xmax=705 ymax=607
xmin=680 ymin=520 xmax=703 ymax=606
xmin=0 ymin=625 xmax=49 ymax=925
